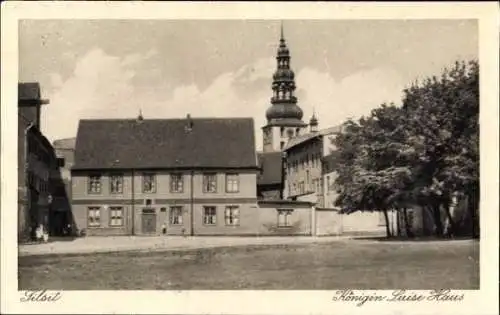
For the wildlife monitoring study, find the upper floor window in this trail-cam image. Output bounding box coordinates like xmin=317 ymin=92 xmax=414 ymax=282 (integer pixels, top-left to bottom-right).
xmin=170 ymin=173 xmax=184 ymax=193
xmin=225 ymin=174 xmax=239 ymax=193
xmin=203 ymin=173 xmax=217 ymax=193
xmin=88 ymin=174 xmax=102 ymax=194
xmin=142 ymin=173 xmax=156 ymax=193
xmin=280 ymin=127 xmax=285 ymax=137
xmin=110 ymin=174 xmax=123 ymax=194
xmin=280 ymin=141 xmax=285 ymax=150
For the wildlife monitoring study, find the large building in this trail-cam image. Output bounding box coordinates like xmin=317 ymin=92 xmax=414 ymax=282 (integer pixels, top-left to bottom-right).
xmin=18 ymin=82 xmax=68 ymax=241
xmin=283 ymin=124 xmax=341 ymax=204
xmin=71 ymin=116 xmax=259 ymax=236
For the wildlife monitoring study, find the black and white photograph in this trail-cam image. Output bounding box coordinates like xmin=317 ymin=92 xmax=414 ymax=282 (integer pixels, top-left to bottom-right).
xmin=1 ymin=2 xmax=498 ymax=315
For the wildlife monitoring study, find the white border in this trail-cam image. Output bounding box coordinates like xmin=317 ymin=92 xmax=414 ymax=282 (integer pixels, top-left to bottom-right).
xmin=1 ymin=2 xmax=499 ymax=314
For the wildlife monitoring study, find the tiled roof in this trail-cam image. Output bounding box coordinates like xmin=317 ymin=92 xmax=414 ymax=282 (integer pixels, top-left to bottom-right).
xmin=257 ymin=151 xmax=283 ymax=186
xmin=73 ymin=118 xmax=258 ymax=170
xmin=283 ymin=125 xmax=342 ymax=151
xmin=18 ymin=82 xmax=41 ymax=101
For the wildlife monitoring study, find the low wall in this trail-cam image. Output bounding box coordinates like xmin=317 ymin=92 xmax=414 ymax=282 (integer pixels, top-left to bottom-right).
xmin=315 ymin=209 xmax=386 ymax=236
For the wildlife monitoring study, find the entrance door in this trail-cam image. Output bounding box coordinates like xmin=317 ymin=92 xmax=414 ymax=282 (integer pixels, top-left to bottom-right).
xmin=142 ymin=213 xmax=157 ymax=234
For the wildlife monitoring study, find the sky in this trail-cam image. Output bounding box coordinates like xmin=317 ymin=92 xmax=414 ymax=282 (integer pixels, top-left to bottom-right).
xmin=18 ymin=19 xmax=478 ymax=151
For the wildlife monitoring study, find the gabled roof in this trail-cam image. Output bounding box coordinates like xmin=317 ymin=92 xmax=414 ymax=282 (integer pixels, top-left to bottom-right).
xmin=257 ymin=151 xmax=282 ymax=186
xmin=73 ymin=118 xmax=258 ymax=170
xmin=283 ymin=125 xmax=342 ymax=151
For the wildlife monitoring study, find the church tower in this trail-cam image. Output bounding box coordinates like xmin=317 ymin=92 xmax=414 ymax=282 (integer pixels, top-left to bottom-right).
xmin=262 ymin=23 xmax=307 ymax=153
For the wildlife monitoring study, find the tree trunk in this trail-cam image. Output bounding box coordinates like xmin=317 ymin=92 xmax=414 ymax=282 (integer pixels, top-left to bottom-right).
xmin=443 ymin=197 xmax=456 ymax=238
xmin=403 ymin=207 xmax=414 ymax=237
xmin=383 ymin=209 xmax=392 ymax=238
xmin=431 ymin=202 xmax=444 ymax=237
xmin=468 ymin=184 xmax=480 ymax=239
xmin=396 ymin=209 xmax=402 ymax=237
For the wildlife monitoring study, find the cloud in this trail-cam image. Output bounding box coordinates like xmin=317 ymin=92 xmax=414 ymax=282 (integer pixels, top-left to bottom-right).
xmin=42 ymin=49 xmax=406 ymax=152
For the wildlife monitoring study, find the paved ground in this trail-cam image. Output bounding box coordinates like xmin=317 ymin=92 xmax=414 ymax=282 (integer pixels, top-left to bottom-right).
xmin=19 ymin=235 xmax=356 ymax=256
xmin=18 ymin=238 xmax=479 ymax=290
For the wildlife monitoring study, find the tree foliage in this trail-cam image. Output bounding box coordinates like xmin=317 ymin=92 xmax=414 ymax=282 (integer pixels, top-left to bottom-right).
xmin=333 ymin=60 xmax=479 ymax=238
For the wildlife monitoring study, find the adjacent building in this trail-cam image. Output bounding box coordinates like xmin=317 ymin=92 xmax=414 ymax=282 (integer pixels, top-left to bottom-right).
xmin=283 ymin=124 xmax=341 ymax=204
xmin=51 ymin=137 xmax=76 ymax=235
xmin=18 ymin=82 xmax=68 ymax=241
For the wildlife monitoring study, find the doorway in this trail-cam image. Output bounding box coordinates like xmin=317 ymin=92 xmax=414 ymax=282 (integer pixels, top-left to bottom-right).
xmin=141 ymin=208 xmax=157 ymax=234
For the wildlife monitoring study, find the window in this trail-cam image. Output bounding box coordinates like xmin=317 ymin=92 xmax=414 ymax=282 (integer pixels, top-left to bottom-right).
xmin=109 ymin=207 xmax=124 ymax=227
xmin=296 ymin=128 xmax=300 ymax=135
xmin=88 ymin=175 xmax=102 ymax=194
xmin=277 ymin=209 xmax=293 ymax=227
xmin=203 ymin=173 xmax=217 ymax=193
xmin=280 ymin=141 xmax=285 ymax=150
xmin=142 ymin=173 xmax=156 ymax=193
xmin=225 ymin=174 xmax=239 ymax=193
xmin=169 ymin=206 xmax=183 ymax=225
xmin=170 ymin=173 xmax=184 ymax=193
xmin=110 ymin=174 xmax=123 ymax=194
xmin=225 ymin=206 xmax=240 ymax=226
xmin=203 ymin=206 xmax=217 ymax=225
xmin=280 ymin=127 xmax=285 ymax=137
xmin=88 ymin=207 xmax=101 ymax=227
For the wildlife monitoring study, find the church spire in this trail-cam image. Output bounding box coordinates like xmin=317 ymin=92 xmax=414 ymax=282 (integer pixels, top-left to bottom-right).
xmin=265 ymin=23 xmax=304 ymax=125
xmin=280 ymin=20 xmax=284 ymax=42
xmin=309 ymin=108 xmax=319 ymax=133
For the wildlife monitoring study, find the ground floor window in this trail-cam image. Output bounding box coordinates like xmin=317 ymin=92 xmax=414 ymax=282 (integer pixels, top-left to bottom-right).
xmin=277 ymin=209 xmax=293 ymax=227
xmin=225 ymin=206 xmax=240 ymax=226
xmin=169 ymin=206 xmax=183 ymax=225
xmin=109 ymin=207 xmax=124 ymax=226
xmin=88 ymin=207 xmax=101 ymax=227
xmin=203 ymin=206 xmax=217 ymax=225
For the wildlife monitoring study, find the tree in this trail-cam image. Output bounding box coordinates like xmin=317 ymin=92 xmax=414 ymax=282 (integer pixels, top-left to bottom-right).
xmin=333 ymin=60 xmax=479 ymax=238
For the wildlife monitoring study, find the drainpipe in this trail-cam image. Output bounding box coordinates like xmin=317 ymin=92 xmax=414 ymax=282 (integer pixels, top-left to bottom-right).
xmin=281 ymin=151 xmax=287 ymax=200
xmin=190 ymin=170 xmax=194 ymax=236
xmin=131 ymin=169 xmax=135 ymax=235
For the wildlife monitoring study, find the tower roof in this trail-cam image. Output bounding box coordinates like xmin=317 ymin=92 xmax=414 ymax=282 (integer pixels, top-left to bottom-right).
xmin=309 ymin=110 xmax=318 ymax=126
xmin=265 ymin=23 xmax=304 ymax=125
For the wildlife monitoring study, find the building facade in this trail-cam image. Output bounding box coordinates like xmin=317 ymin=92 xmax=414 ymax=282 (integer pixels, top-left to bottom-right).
xmin=283 ymin=125 xmax=341 ymax=204
xmin=71 ymin=116 xmax=265 ymax=236
xmin=51 ymin=138 xmax=76 ymax=235
xmin=18 ymin=82 xmax=67 ymax=241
